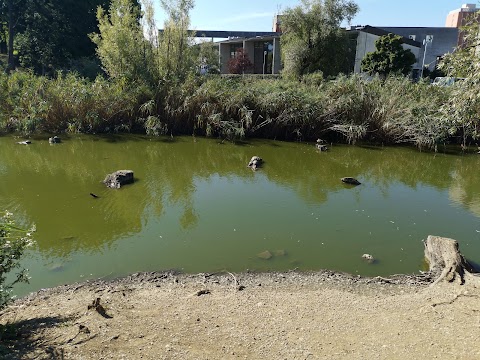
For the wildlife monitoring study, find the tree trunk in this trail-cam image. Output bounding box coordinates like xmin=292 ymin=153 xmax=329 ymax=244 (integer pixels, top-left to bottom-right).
xmin=424 ymin=235 xmax=476 ymax=285
xmin=7 ymin=0 xmax=16 ymax=72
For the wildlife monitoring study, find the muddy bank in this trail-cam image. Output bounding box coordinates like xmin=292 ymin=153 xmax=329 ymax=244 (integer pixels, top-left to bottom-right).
xmin=1 ymin=270 xmax=479 ymax=359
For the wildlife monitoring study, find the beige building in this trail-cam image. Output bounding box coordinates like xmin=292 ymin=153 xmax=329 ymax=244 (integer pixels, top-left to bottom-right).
xmin=446 ymin=3 xmax=480 ymax=46
xmin=446 ymin=3 xmax=478 ymax=28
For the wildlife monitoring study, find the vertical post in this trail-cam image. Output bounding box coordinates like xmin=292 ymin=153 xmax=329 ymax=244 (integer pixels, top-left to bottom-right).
xmin=420 ymin=35 xmax=433 ymax=79
xmin=263 ymin=50 xmax=267 ymax=76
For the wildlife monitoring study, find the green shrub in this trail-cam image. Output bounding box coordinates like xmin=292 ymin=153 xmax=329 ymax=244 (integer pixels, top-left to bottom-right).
xmin=0 ymin=211 xmax=34 ymax=310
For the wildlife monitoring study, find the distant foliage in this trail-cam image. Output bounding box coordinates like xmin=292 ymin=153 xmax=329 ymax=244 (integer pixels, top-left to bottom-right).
xmin=0 ymin=211 xmax=34 ymax=310
xmin=157 ymin=0 xmax=196 ymax=81
xmin=90 ymin=0 xmax=155 ymax=85
xmin=280 ymin=0 xmax=359 ymax=79
xmin=228 ymin=48 xmax=253 ymax=74
xmin=438 ymin=16 xmax=480 ymax=147
xmin=361 ymin=33 xmax=416 ymax=77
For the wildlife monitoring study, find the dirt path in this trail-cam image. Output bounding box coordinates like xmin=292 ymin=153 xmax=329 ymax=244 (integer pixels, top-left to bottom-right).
xmin=1 ymin=271 xmax=479 ymax=359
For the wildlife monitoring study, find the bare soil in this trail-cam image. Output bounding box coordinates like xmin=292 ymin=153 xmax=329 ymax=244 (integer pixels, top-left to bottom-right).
xmin=1 ymin=270 xmax=479 ymax=360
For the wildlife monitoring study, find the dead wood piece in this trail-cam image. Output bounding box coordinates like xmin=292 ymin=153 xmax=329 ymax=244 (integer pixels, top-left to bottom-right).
xmin=424 ymin=235 xmax=476 ymax=285
xmin=88 ymin=297 xmax=113 ymax=319
xmin=196 ymin=289 xmax=211 ymax=296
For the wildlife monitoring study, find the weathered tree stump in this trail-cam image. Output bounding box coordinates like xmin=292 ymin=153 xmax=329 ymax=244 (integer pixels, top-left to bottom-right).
xmin=103 ymin=170 xmax=134 ymax=189
xmin=424 ymin=235 xmax=476 ymax=285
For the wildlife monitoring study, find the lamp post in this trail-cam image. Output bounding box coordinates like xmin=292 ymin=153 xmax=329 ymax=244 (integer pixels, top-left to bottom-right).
xmin=263 ymin=50 xmax=267 ymax=76
xmin=420 ymin=35 xmax=433 ymax=78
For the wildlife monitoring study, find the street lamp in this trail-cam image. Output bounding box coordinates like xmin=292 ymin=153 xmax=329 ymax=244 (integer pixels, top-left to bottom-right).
xmin=420 ymin=35 xmax=433 ymax=78
xmin=263 ymin=50 xmax=267 ymax=76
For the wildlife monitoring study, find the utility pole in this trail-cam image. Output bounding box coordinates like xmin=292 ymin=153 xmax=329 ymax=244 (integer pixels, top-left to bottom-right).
xmin=420 ymin=35 xmax=433 ymax=78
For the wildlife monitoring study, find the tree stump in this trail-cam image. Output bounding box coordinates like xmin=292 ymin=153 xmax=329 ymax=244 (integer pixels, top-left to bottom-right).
xmin=424 ymin=235 xmax=476 ymax=285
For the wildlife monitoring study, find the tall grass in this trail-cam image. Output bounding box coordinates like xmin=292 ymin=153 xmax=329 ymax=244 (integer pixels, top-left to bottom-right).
xmin=0 ymin=71 xmax=458 ymax=149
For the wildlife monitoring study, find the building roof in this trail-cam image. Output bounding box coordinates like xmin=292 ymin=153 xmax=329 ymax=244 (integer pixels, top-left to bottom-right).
xmin=158 ymin=30 xmax=280 ymax=39
xmin=348 ymin=25 xmax=422 ymax=47
xmin=217 ymin=35 xmax=280 ymax=44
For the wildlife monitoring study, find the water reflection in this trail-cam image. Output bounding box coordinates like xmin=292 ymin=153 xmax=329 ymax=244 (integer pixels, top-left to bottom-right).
xmin=1 ymin=135 xmax=480 ymax=294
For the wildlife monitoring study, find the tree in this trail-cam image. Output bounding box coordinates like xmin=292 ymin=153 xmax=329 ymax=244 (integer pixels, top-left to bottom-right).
xmin=0 ymin=0 xmax=23 ymax=72
xmin=438 ymin=16 xmax=480 ymax=148
xmin=0 ymin=0 xmax=111 ymax=74
xmin=228 ymin=48 xmax=253 ymax=74
xmin=90 ymin=0 xmax=154 ymax=84
xmin=157 ymin=0 xmax=195 ymax=80
xmin=195 ymin=40 xmax=220 ymax=74
xmin=0 ymin=211 xmax=34 ymax=309
xmin=280 ymin=0 xmax=359 ymax=79
xmin=361 ymin=33 xmax=416 ymax=77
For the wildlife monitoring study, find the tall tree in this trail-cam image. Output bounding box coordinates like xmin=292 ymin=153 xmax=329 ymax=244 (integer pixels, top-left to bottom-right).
xmin=0 ymin=0 xmax=22 ymax=71
xmin=0 ymin=0 xmax=111 ymax=74
xmin=90 ymin=0 xmax=153 ymax=83
xmin=438 ymin=17 xmax=480 ymax=148
xmin=361 ymin=33 xmax=416 ymax=77
xmin=157 ymin=0 xmax=195 ymax=80
xmin=280 ymin=0 xmax=359 ymax=79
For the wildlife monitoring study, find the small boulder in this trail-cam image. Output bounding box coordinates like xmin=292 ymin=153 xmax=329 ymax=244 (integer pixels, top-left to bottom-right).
xmin=49 ymin=136 xmax=61 ymax=144
xmin=248 ymin=156 xmax=263 ymax=171
xmin=257 ymin=250 xmax=273 ymax=260
xmin=362 ymin=254 xmax=375 ymax=263
xmin=341 ymin=177 xmax=361 ymax=186
xmin=103 ymin=170 xmax=134 ymax=189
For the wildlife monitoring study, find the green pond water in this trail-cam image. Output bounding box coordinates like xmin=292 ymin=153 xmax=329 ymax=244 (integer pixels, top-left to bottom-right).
xmin=1 ymin=135 xmax=480 ymax=296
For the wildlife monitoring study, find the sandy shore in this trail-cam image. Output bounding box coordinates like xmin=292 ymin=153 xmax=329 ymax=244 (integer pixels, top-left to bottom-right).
xmin=1 ymin=270 xmax=479 ymax=360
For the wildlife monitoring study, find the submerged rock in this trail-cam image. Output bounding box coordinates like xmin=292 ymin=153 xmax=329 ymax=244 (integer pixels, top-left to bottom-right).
xmin=341 ymin=177 xmax=361 ymax=186
xmin=274 ymin=249 xmax=287 ymax=257
xmin=49 ymin=136 xmax=61 ymax=144
xmin=362 ymin=254 xmax=375 ymax=263
xmin=248 ymin=156 xmax=263 ymax=171
xmin=103 ymin=170 xmax=134 ymax=189
xmin=257 ymin=250 xmax=273 ymax=260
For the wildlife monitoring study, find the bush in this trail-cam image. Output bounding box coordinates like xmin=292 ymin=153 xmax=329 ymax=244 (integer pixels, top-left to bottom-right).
xmin=0 ymin=211 xmax=34 ymax=310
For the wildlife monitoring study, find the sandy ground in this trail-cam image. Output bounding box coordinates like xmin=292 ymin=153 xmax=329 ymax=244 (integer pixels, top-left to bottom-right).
xmin=1 ymin=270 xmax=480 ymax=360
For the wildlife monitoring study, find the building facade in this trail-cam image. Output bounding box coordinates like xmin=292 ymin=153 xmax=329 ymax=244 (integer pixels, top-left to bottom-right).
xmin=379 ymin=27 xmax=458 ymax=71
xmin=446 ymin=3 xmax=478 ymax=28
xmin=445 ymin=3 xmax=479 ymax=46
xmin=218 ymin=36 xmax=281 ymax=75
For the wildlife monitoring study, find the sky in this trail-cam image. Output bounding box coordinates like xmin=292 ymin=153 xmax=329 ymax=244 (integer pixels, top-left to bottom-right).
xmin=154 ymin=0 xmax=467 ymax=32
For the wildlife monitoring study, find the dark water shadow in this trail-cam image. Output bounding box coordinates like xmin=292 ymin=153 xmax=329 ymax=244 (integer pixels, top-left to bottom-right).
xmin=0 ymin=315 xmax=72 ymax=359
xmin=467 ymin=258 xmax=480 ymax=273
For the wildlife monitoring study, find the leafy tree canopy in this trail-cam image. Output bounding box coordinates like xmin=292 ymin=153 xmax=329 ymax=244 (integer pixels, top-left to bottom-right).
xmin=438 ymin=16 xmax=480 ymax=147
xmin=361 ymin=33 xmax=416 ymax=77
xmin=280 ymin=0 xmax=359 ymax=79
xmin=228 ymin=48 xmax=253 ymax=74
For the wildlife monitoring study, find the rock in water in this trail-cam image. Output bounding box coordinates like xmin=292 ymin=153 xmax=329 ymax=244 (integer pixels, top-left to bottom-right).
xmin=257 ymin=250 xmax=273 ymax=260
xmin=49 ymin=136 xmax=61 ymax=144
xmin=341 ymin=177 xmax=361 ymax=186
xmin=248 ymin=156 xmax=263 ymax=171
xmin=103 ymin=170 xmax=134 ymax=189
xmin=17 ymin=140 xmax=31 ymax=145
xmin=362 ymin=254 xmax=375 ymax=263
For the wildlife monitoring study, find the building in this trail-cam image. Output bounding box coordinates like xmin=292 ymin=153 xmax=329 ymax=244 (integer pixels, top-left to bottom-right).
xmin=349 ymin=26 xmax=422 ymax=75
xmin=446 ymin=3 xmax=478 ymax=28
xmin=378 ymin=27 xmax=458 ymax=71
xmin=218 ymin=35 xmax=281 ymax=75
xmin=446 ymin=4 xmax=480 ymax=46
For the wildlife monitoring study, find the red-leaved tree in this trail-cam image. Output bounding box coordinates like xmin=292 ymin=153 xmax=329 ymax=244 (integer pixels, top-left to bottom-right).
xmin=228 ymin=48 xmax=253 ymax=74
